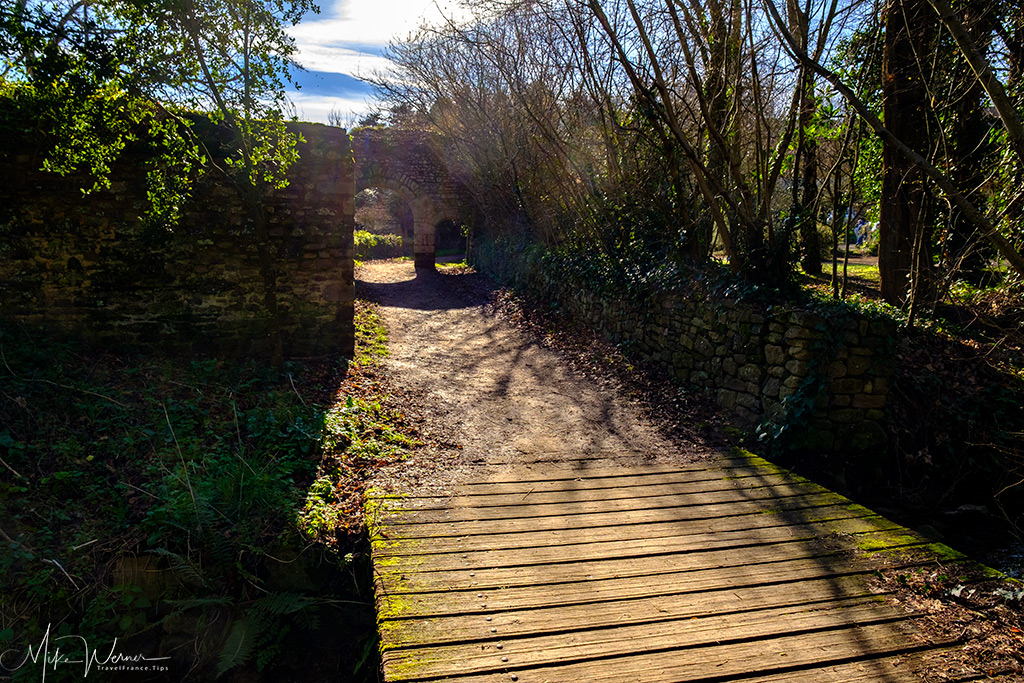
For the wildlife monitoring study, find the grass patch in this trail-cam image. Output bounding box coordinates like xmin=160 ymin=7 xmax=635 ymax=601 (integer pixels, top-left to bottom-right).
xmin=840 ymin=261 xmax=880 ymax=282
xmin=0 ymin=301 xmax=413 ymax=681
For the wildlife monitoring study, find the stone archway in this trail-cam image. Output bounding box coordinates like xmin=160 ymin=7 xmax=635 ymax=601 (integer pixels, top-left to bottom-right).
xmin=351 ymin=129 xmax=475 ymax=269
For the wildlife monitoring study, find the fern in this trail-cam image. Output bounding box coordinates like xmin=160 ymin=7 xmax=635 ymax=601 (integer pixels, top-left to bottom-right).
xmin=253 ymin=592 xmax=317 ymax=616
xmin=148 ymin=547 xmax=208 ymax=587
xmin=216 ymin=617 xmax=257 ymax=678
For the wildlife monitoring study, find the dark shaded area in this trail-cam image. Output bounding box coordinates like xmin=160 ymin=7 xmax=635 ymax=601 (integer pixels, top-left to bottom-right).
xmin=0 ymin=326 xmax=381 ymax=681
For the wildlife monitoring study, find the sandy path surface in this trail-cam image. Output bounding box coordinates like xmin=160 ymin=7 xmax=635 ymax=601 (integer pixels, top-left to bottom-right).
xmin=355 ymin=260 xmax=699 ymax=489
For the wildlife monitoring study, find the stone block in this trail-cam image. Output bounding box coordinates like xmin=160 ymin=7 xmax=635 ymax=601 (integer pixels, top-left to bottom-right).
xmin=827 ymin=361 xmax=847 ymax=379
xmin=785 ymin=359 xmax=811 ymax=376
xmin=733 ymin=406 xmax=759 ymax=425
xmin=830 ymin=408 xmax=865 ymax=423
xmin=847 ymin=355 xmax=873 ymax=375
xmin=765 ymin=344 xmax=786 ymax=365
xmin=831 ymin=378 xmax=865 ymax=394
xmin=788 ymin=346 xmax=817 ymax=361
xmin=852 ymin=394 xmax=886 ymax=409
xmin=783 ymin=375 xmax=804 ymax=389
xmin=716 ymin=389 xmax=738 ymax=410
xmin=784 ymin=325 xmax=825 ymax=340
xmin=738 ymin=364 xmax=762 ymax=383
xmin=736 ymin=392 xmax=759 ymax=409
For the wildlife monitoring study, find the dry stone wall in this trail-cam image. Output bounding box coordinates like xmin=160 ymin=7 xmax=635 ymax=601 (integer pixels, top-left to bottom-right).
xmin=0 ymin=123 xmax=355 ymax=358
xmin=520 ymin=266 xmax=896 ymax=452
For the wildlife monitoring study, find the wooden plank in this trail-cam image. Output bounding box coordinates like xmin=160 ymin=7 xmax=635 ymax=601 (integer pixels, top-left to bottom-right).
xmin=373 ymin=505 xmax=890 ymax=556
xmin=378 ymin=529 xmax=925 ymax=594
xmin=373 ymin=492 xmax=850 ymax=534
xmin=378 ymin=480 xmax=830 ymax=522
xmin=383 ymin=599 xmax=919 ymax=680
xmin=401 ymin=467 xmax=802 ymax=497
xmin=441 ymin=649 xmax=972 ymax=683
xmin=459 ymin=453 xmax=755 ymax=473
xmin=376 ymin=553 xmax=945 ymax=619
xmin=743 ymin=648 xmax=983 ymax=682
xmin=380 ymin=473 xmax=812 ymax=510
xmin=375 ymin=515 xmax=905 ymax=573
xmin=451 ymin=461 xmax=714 ymax=481
xmin=379 ymin=574 xmax=892 ymax=646
xmin=387 ymin=620 xmax=949 ymax=682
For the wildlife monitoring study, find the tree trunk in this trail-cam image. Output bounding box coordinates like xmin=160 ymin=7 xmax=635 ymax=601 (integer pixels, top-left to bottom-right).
xmin=798 ymin=68 xmax=822 ymax=274
xmin=880 ymin=0 xmax=936 ymax=305
xmin=945 ymin=0 xmax=995 ymax=283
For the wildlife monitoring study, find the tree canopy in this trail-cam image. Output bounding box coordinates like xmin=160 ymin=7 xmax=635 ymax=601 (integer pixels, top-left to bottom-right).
xmin=376 ymin=0 xmax=1024 ymax=308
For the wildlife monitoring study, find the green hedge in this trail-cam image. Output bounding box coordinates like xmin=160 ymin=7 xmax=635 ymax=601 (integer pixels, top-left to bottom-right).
xmin=354 ymin=230 xmax=407 ymax=261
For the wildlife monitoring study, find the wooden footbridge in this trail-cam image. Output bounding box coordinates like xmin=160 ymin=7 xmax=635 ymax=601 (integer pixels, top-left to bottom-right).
xmin=368 ymin=450 xmax=976 ymax=682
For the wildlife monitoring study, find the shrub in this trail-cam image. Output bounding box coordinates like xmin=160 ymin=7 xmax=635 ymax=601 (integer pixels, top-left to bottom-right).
xmin=354 ymin=230 xmax=407 ymax=260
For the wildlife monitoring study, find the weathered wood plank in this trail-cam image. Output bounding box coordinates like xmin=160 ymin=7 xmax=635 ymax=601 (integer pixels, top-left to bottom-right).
xmin=379 ymin=473 xmax=814 ymax=510
xmin=372 ymin=504 xmax=888 ymax=556
xmin=383 ymin=599 xmax=920 ymax=680
xmin=386 ymin=620 xmax=949 ymax=682
xmin=372 ymin=492 xmax=851 ymax=536
xmin=743 ymin=648 xmax=984 ymax=682
xmin=376 ymin=551 xmax=948 ymax=620
xmin=372 ymin=453 xmax=970 ymax=683
xmin=376 ymin=514 xmax=904 ymax=573
xmin=373 ymin=468 xmax=802 ymax=499
xmin=379 ymin=574 xmax=891 ymax=646
xmin=379 ymin=529 xmax=925 ymax=594
xmin=377 ymin=482 xmax=831 ymax=523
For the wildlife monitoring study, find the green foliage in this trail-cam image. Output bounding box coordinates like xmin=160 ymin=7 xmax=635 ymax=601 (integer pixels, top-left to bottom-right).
xmin=1 ymin=0 xmax=318 ymax=231
xmin=353 ymin=301 xmax=389 ymax=364
xmin=354 ymin=230 xmax=408 ymax=261
xmin=298 ymin=303 xmax=418 ymax=548
xmin=0 ymin=322 xmax=395 ymax=679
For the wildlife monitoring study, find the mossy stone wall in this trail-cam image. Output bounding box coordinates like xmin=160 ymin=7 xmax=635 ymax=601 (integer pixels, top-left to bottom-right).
xmin=0 ymin=123 xmax=355 ymax=358
xmin=517 ymin=265 xmax=897 ymax=452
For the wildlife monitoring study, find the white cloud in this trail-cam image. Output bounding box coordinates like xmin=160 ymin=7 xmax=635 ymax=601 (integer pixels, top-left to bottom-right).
xmin=294 ymin=0 xmax=469 ymax=47
xmin=289 ymin=91 xmax=378 ymax=124
xmin=292 ymin=41 xmax=395 ymax=78
xmin=287 ymin=0 xmax=473 ymax=123
xmin=289 ymin=0 xmax=472 ymax=75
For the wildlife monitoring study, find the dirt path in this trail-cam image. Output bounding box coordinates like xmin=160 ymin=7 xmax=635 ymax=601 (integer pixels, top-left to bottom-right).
xmin=355 ymin=260 xmax=699 ymax=488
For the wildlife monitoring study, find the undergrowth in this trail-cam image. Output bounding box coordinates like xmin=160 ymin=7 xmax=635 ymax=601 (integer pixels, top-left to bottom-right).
xmin=354 ymin=231 xmax=407 ymax=261
xmin=0 ymin=300 xmax=412 ymax=681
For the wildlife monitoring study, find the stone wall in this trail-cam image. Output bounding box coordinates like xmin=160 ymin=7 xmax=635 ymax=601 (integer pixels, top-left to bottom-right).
xmin=507 ymin=261 xmax=896 ymax=452
xmin=0 ymin=123 xmax=355 ymax=358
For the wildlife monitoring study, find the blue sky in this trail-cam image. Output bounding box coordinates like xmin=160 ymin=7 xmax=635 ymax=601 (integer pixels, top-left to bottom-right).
xmin=287 ymin=0 xmax=468 ymax=123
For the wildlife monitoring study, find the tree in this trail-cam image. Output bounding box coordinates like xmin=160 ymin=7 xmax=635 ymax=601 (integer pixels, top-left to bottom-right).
xmin=763 ymin=0 xmax=1024 ymax=298
xmin=879 ymin=0 xmax=937 ymax=306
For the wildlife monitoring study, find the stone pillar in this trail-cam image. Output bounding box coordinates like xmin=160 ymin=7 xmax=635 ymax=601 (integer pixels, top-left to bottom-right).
xmin=413 ymin=222 xmax=435 ymax=269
